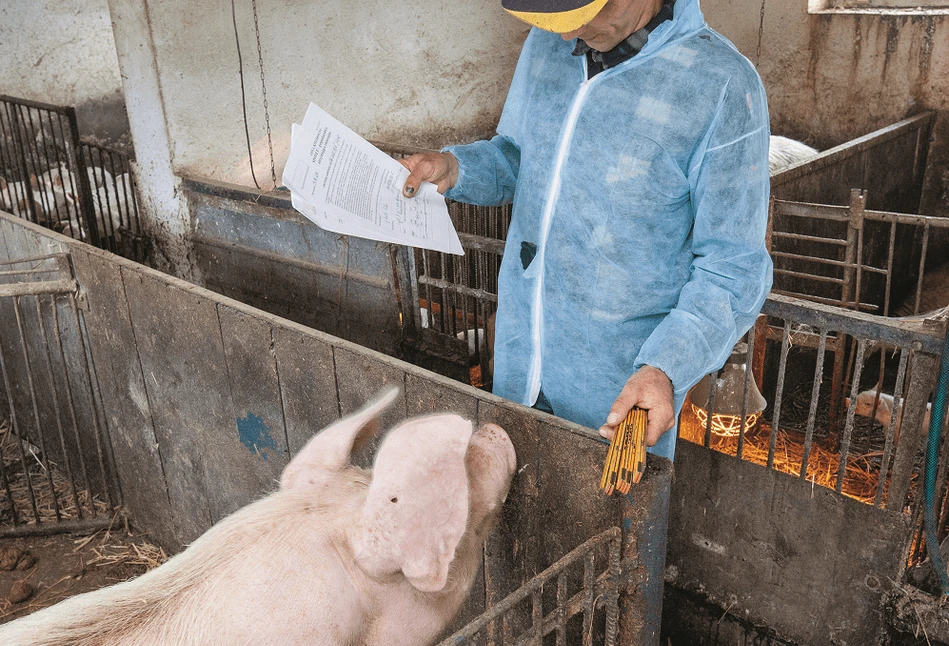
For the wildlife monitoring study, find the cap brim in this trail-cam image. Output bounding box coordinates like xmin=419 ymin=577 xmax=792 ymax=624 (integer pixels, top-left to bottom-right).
xmin=503 ymin=0 xmax=609 ymax=34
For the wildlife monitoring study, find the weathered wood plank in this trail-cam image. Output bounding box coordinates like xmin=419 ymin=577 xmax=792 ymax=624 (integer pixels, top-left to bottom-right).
xmin=271 ymin=323 xmax=339 ymax=458
xmin=121 ymin=267 xmax=231 ymax=545
xmin=536 ymin=418 xmax=618 ymax=568
xmin=404 ymin=370 xmax=478 ymax=419
xmin=69 ymin=249 xmax=176 ymax=548
xmin=477 ymin=399 xmax=541 ymax=609
xmin=214 ymin=305 xmax=289 ymax=520
xmin=666 ymin=439 xmax=910 ymax=646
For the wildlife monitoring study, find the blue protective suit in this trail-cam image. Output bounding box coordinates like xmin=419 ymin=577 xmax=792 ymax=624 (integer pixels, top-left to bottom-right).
xmin=444 ymin=0 xmax=772 ymax=459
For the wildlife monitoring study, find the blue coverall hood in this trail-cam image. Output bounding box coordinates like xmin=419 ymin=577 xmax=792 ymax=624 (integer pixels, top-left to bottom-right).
xmin=445 ymin=0 xmax=772 ymax=459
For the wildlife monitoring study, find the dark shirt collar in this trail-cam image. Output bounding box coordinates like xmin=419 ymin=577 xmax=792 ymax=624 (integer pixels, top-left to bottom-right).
xmin=572 ymin=1 xmax=675 ymax=75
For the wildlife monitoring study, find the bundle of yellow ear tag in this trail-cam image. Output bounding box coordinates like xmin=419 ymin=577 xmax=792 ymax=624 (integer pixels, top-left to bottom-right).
xmin=599 ymin=407 xmax=648 ymax=496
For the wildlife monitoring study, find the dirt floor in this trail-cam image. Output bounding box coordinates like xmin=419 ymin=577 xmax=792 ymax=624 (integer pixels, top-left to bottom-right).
xmin=0 ymin=523 xmax=167 ymax=624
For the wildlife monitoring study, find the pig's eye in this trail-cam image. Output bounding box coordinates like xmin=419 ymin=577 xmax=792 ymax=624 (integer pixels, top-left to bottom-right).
xmin=390 ymin=497 xmax=399 ymax=504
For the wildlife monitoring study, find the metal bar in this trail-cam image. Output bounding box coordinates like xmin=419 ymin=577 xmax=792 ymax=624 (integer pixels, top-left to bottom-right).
xmin=0 ymin=95 xmax=73 ymax=114
xmin=51 ymin=297 xmax=91 ymax=518
xmin=582 ymin=551 xmax=595 ymax=646
xmin=35 ymin=295 xmax=82 ymax=515
xmin=884 ymin=219 xmax=897 ymax=317
xmin=555 ymin=572 xmax=567 ymax=646
xmin=417 ymin=275 xmax=499 ymax=303
xmin=737 ymin=335 xmax=755 ymax=460
xmin=15 ymin=297 xmax=62 ymax=521
xmin=605 ymin=531 xmax=621 ymax=646
xmin=436 ymin=528 xmax=620 ymax=645
xmin=53 ymin=112 xmax=82 ymax=224
xmin=862 ymin=210 xmax=949 ymax=229
xmin=0 ymin=279 xmax=78 ymax=298
xmin=64 ymin=106 xmax=101 ymax=248
xmin=762 ymin=294 xmax=943 ymax=354
xmin=78 ymin=307 xmax=122 ymax=508
xmin=531 ymin=588 xmax=543 ymax=645
xmin=771 ymin=250 xmax=887 ymax=274
xmin=837 ymin=339 xmax=868 ymax=493
xmin=771 ymin=200 xmax=850 ymax=221
xmin=875 ymin=349 xmax=909 ymax=507
xmin=771 ymin=231 xmax=849 ymax=247
xmin=800 ymin=329 xmax=828 ymax=479
xmin=457 ymin=232 xmax=506 ymax=255
xmin=772 ymin=268 xmax=844 ymax=285
xmin=8 ymin=296 xmax=41 ymax=523
xmin=0 ymin=514 xmax=116 ymax=539
xmin=7 ymin=102 xmax=40 ymax=225
xmin=703 ymin=369 xmax=720 ymax=447
xmin=914 ymin=224 xmax=930 ymax=315
xmin=888 ymin=353 xmax=941 ymax=511
xmin=768 ymin=321 xmax=792 ymax=469
xmin=769 ymin=290 xmax=879 ymax=312
xmin=0 ymin=318 xmax=23 ymax=525
xmin=69 ymin=293 xmax=114 ymax=509
xmin=851 ymin=190 xmax=866 ymax=311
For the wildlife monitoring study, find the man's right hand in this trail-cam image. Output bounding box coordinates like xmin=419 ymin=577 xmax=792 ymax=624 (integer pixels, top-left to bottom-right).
xmin=399 ymin=152 xmax=459 ymax=198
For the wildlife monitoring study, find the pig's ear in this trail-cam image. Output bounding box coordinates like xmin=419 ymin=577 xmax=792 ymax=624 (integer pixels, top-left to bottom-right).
xmin=352 ymin=415 xmax=473 ymax=593
xmin=280 ymin=387 xmax=400 ymax=491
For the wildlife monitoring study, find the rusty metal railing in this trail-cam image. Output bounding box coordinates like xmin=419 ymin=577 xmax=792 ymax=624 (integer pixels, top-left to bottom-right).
xmin=437 ymin=527 xmax=623 ymax=646
xmin=377 ymin=142 xmax=508 ymax=388
xmin=0 ymin=95 xmax=147 ymax=264
xmin=0 ymin=253 xmax=119 ymax=537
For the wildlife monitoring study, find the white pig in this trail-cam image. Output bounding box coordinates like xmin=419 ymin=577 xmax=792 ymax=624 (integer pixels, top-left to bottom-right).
xmin=847 ymin=388 xmax=932 ymax=440
xmin=0 ymin=388 xmax=516 ymax=646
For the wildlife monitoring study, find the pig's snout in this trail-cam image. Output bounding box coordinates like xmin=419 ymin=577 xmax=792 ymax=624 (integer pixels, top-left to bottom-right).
xmin=473 ymin=423 xmax=516 ymax=477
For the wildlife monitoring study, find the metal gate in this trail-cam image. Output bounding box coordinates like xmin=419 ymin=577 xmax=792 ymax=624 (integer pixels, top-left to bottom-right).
xmin=0 ymin=253 xmax=119 ymax=537
xmin=0 ymin=95 xmax=147 ymax=263
xmin=438 ymin=527 xmax=625 ymax=646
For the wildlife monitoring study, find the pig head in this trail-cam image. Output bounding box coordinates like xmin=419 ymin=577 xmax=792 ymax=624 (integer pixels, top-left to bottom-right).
xmin=0 ymin=388 xmax=516 ymax=646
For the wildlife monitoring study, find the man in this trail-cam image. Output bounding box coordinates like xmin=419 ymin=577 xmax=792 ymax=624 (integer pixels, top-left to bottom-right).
xmin=400 ymin=0 xmax=772 ymax=460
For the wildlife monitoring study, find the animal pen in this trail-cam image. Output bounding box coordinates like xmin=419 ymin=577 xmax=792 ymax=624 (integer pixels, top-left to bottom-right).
xmin=0 ymin=108 xmax=947 ymax=644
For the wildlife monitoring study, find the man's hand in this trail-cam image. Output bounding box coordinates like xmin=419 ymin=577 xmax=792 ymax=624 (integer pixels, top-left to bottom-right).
xmin=599 ymin=366 xmax=675 ymax=447
xmin=399 ymin=152 xmax=459 ymax=198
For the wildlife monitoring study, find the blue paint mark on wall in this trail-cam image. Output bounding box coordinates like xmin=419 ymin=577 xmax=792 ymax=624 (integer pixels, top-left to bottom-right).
xmin=237 ymin=413 xmax=281 ymax=461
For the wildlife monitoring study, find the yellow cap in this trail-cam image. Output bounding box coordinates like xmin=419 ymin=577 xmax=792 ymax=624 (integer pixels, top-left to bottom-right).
xmin=502 ymin=0 xmax=609 ymax=34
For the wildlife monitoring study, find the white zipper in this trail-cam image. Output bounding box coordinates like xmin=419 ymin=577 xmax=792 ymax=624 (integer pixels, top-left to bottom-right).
xmin=526 ymin=55 xmax=600 ymax=405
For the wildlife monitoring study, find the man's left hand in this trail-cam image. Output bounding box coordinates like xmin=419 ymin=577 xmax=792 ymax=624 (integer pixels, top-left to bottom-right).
xmin=599 ymin=366 xmax=675 ymax=447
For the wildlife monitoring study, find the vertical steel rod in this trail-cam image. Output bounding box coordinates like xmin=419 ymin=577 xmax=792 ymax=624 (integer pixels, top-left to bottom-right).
xmin=35 ymin=295 xmax=82 ymax=514
xmin=800 ymin=329 xmax=828 ymax=479
xmin=768 ymin=321 xmax=792 ymax=469
xmin=69 ymin=293 xmax=114 ymax=509
xmin=14 ymin=296 xmax=62 ymax=520
xmin=875 ymin=350 xmax=909 ymax=507
xmin=837 ymin=339 xmax=869 ymax=493
xmin=51 ymin=297 xmax=92 ymax=518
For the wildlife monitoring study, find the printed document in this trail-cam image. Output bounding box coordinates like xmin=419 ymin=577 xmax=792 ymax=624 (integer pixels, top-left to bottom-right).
xmin=283 ymin=104 xmax=463 ymax=255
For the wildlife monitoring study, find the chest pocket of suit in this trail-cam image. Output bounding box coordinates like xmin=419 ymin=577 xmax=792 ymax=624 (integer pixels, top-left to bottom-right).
xmin=603 ymin=134 xmax=689 ymax=208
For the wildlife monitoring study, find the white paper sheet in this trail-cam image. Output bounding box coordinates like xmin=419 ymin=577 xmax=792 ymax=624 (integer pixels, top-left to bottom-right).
xmin=282 ymin=104 xmax=463 ymax=255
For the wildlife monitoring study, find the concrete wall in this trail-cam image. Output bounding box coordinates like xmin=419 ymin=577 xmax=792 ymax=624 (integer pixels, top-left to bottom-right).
xmin=112 ymin=0 xmax=526 ymax=185
xmin=703 ymin=2 xmax=949 ymax=215
xmin=0 ymin=0 xmax=129 ymax=144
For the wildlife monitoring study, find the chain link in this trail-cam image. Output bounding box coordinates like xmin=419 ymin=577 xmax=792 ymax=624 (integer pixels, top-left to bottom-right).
xmin=252 ymin=0 xmax=277 ymax=188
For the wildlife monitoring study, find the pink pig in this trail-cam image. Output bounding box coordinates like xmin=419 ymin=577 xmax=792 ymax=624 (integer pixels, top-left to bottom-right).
xmin=0 ymin=388 xmax=516 ymax=646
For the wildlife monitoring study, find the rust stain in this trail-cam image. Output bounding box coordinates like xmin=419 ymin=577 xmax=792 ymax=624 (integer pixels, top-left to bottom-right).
xmin=879 ymin=15 xmax=904 ymax=83
xmin=914 ymin=15 xmax=937 ymax=102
